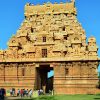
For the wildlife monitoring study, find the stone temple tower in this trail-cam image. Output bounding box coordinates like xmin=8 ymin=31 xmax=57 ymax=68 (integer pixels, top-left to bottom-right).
xmin=0 ymin=1 xmax=99 ymax=94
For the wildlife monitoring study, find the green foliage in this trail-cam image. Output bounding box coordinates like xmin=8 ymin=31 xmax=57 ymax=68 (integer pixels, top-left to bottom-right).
xmin=16 ymin=94 xmax=100 ymax=100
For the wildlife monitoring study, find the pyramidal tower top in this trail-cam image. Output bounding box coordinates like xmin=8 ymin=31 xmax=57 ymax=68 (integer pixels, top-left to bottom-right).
xmin=24 ymin=1 xmax=77 ymax=17
xmin=5 ymin=0 xmax=98 ymax=62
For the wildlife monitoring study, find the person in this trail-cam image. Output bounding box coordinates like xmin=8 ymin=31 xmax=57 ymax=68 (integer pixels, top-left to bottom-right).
xmin=20 ymin=89 xmax=23 ymax=98
xmin=23 ymin=89 xmax=25 ymax=97
xmin=17 ymin=89 xmax=20 ymax=96
xmin=0 ymin=88 xmax=2 ymax=100
xmin=26 ymin=89 xmax=28 ymax=97
xmin=38 ymin=89 xmax=40 ymax=96
xmin=40 ymin=89 xmax=43 ymax=95
xmin=23 ymin=89 xmax=27 ymax=97
xmin=12 ymin=88 xmax=15 ymax=96
xmin=1 ymin=88 xmax=6 ymax=100
xmin=10 ymin=89 xmax=12 ymax=96
xmin=28 ymin=89 xmax=33 ymax=98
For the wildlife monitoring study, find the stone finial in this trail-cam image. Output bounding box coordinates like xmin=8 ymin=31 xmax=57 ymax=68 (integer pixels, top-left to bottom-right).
xmin=71 ymin=0 xmax=75 ymax=7
xmin=47 ymin=1 xmax=52 ymax=4
xmin=43 ymin=2 xmax=46 ymax=5
xmin=71 ymin=0 xmax=75 ymax=6
xmin=88 ymin=36 xmax=96 ymax=43
xmin=25 ymin=3 xmax=30 ymax=6
xmin=60 ymin=2 xmax=63 ymax=4
xmin=71 ymin=0 xmax=75 ymax=3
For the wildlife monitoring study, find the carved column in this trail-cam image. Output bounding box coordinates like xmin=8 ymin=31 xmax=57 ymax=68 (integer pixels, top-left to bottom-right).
xmin=53 ymin=63 xmax=66 ymax=94
xmin=72 ymin=62 xmax=81 ymax=76
xmin=54 ymin=63 xmax=66 ymax=77
xmin=88 ymin=62 xmax=98 ymax=77
xmin=80 ymin=62 xmax=88 ymax=77
xmin=4 ymin=64 xmax=5 ymax=82
xmin=65 ymin=63 xmax=72 ymax=76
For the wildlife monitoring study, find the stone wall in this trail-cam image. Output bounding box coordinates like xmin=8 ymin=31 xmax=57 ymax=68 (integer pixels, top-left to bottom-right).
xmin=0 ymin=1 xmax=99 ymax=94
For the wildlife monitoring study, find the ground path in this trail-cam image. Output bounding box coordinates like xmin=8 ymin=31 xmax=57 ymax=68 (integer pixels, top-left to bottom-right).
xmin=5 ymin=96 xmax=33 ymax=100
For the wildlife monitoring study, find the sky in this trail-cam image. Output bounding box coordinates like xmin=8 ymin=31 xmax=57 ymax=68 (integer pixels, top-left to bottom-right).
xmin=0 ymin=0 xmax=100 ymax=74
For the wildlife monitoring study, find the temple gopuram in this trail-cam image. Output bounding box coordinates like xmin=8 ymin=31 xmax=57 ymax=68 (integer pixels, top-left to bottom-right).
xmin=0 ymin=0 xmax=100 ymax=94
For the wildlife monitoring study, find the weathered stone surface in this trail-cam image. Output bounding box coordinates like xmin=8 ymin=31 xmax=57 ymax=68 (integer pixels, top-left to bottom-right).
xmin=0 ymin=0 xmax=99 ymax=94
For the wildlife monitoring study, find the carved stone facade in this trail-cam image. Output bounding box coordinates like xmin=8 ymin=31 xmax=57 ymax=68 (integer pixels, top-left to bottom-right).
xmin=0 ymin=1 xmax=99 ymax=94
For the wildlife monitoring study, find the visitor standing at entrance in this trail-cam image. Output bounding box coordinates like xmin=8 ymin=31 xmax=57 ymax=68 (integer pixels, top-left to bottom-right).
xmin=10 ymin=89 xmax=12 ymax=96
xmin=26 ymin=89 xmax=28 ymax=97
xmin=20 ymin=89 xmax=23 ymax=98
xmin=17 ymin=89 xmax=20 ymax=96
xmin=0 ymin=88 xmax=6 ymax=100
xmin=29 ymin=89 xmax=33 ymax=98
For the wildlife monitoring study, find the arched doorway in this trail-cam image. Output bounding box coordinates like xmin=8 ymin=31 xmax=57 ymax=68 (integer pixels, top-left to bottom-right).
xmin=35 ymin=64 xmax=53 ymax=93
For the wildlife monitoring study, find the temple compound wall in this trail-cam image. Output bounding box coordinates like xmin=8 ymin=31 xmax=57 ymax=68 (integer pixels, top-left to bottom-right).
xmin=0 ymin=0 xmax=100 ymax=94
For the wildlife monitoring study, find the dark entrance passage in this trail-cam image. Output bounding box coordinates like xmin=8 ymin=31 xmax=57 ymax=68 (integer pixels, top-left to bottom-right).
xmin=36 ymin=64 xmax=53 ymax=93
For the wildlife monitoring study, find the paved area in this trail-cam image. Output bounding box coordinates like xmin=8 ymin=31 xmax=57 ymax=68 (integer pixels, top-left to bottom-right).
xmin=5 ymin=96 xmax=33 ymax=100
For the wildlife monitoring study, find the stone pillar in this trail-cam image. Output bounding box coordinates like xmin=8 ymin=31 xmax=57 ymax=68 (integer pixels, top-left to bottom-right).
xmin=53 ymin=63 xmax=66 ymax=94
xmin=88 ymin=62 xmax=98 ymax=77
xmin=34 ymin=63 xmax=41 ymax=90
xmin=72 ymin=62 xmax=81 ymax=76
xmin=66 ymin=63 xmax=73 ymax=76
xmin=80 ymin=62 xmax=88 ymax=77
xmin=54 ymin=63 xmax=66 ymax=77
xmin=0 ymin=64 xmax=4 ymax=76
xmin=0 ymin=64 xmax=4 ymax=82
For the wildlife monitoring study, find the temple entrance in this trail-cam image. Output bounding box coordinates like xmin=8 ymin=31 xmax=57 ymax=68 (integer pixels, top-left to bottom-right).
xmin=36 ymin=64 xmax=53 ymax=93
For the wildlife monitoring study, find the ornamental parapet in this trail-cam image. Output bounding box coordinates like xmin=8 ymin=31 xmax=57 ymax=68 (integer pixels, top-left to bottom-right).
xmin=24 ymin=2 xmax=77 ymax=16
